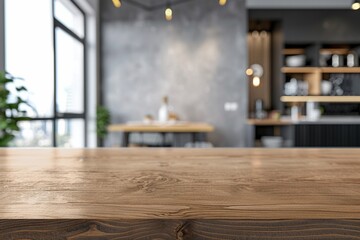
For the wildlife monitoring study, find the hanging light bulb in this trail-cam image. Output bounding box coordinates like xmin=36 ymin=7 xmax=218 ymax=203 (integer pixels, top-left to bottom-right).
xmin=352 ymin=0 xmax=360 ymax=10
xmin=246 ymin=68 xmax=254 ymax=76
xmin=165 ymin=6 xmax=173 ymax=21
xmin=246 ymin=64 xmax=263 ymax=87
xmin=112 ymin=0 xmax=121 ymax=8
xmin=219 ymin=0 xmax=227 ymax=6
xmin=252 ymin=76 xmax=261 ymax=87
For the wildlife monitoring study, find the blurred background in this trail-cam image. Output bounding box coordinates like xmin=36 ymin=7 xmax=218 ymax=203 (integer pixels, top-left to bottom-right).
xmin=1 ymin=0 xmax=360 ymax=148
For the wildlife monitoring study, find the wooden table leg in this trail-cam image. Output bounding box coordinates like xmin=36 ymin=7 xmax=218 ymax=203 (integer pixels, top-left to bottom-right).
xmin=171 ymin=133 xmax=176 ymax=147
xmin=161 ymin=133 xmax=166 ymax=147
xmin=191 ymin=133 xmax=197 ymax=144
xmin=122 ymin=132 xmax=129 ymax=147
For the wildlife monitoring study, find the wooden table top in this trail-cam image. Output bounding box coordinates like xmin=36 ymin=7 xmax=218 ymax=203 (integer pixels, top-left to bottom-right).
xmin=108 ymin=122 xmax=215 ymax=133
xmin=247 ymin=118 xmax=294 ymax=126
xmin=1 ymin=148 xmax=360 ymax=220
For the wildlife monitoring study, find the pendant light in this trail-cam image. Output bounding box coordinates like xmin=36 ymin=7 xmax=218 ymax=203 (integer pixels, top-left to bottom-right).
xmin=165 ymin=3 xmax=173 ymax=21
xmin=111 ymin=0 xmax=228 ymax=21
xmin=219 ymin=0 xmax=227 ymax=6
xmin=352 ymin=0 xmax=360 ymax=10
xmin=112 ymin=0 xmax=122 ymax=8
xmin=246 ymin=64 xmax=264 ymax=88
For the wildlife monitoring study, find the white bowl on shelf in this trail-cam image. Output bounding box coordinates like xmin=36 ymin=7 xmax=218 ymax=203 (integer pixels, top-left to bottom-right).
xmin=261 ymin=136 xmax=283 ymax=148
xmin=285 ymin=55 xmax=306 ymax=67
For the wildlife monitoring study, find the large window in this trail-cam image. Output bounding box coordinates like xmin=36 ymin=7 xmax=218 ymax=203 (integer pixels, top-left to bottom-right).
xmin=5 ymin=0 xmax=54 ymax=118
xmin=5 ymin=0 xmax=86 ymax=147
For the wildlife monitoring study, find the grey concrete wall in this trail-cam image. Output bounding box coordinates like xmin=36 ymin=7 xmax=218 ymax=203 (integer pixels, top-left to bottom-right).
xmin=0 ymin=0 xmax=5 ymax=71
xmin=101 ymin=0 xmax=248 ymax=147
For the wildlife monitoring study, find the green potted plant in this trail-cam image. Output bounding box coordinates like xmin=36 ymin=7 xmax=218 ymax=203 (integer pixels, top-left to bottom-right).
xmin=0 ymin=72 xmax=31 ymax=147
xmin=96 ymin=105 xmax=110 ymax=143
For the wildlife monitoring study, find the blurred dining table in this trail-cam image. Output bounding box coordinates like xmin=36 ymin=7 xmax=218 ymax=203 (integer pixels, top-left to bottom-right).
xmin=108 ymin=121 xmax=215 ymax=147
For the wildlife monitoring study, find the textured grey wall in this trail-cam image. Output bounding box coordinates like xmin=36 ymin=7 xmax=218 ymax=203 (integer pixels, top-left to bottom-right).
xmin=101 ymin=0 xmax=248 ymax=147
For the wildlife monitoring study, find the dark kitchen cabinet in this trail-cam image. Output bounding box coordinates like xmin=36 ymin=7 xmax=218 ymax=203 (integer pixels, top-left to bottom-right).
xmin=295 ymin=124 xmax=360 ymax=147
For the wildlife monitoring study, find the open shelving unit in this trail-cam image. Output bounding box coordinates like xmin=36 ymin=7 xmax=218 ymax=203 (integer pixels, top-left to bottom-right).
xmin=321 ymin=67 xmax=360 ymax=73
xmin=282 ymin=67 xmax=360 ymax=74
xmin=247 ymin=16 xmax=360 ymax=148
xmin=281 ymin=67 xmax=322 ymax=96
xmin=281 ymin=96 xmax=360 ymax=103
xmin=282 ymin=67 xmax=318 ymax=73
xmin=282 ymin=43 xmax=360 ymax=104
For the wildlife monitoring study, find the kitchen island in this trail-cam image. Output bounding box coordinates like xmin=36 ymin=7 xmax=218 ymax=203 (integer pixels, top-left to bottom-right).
xmin=248 ymin=117 xmax=360 ymax=147
xmin=1 ymin=148 xmax=360 ymax=239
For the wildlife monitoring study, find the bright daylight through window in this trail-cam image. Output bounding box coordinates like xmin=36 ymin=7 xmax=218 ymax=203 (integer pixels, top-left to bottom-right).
xmin=5 ymin=0 xmax=86 ymax=147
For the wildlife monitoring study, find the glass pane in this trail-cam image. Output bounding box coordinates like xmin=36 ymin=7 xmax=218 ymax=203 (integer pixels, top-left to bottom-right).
xmin=56 ymin=28 xmax=84 ymax=113
xmin=56 ymin=119 xmax=85 ymax=147
xmin=55 ymin=0 xmax=84 ymax=38
xmin=5 ymin=0 xmax=54 ymax=118
xmin=11 ymin=121 xmax=53 ymax=147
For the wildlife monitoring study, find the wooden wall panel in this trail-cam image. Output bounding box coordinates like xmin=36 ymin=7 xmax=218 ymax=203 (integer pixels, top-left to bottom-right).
xmin=248 ymin=31 xmax=271 ymax=113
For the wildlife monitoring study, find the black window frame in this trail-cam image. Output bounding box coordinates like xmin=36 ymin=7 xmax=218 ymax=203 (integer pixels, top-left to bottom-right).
xmin=52 ymin=0 xmax=87 ymax=147
xmin=4 ymin=0 xmax=87 ymax=147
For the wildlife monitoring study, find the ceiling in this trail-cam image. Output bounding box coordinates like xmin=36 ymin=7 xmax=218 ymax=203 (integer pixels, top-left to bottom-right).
xmin=246 ymin=0 xmax=354 ymax=9
xmin=106 ymin=0 xmax=355 ymax=10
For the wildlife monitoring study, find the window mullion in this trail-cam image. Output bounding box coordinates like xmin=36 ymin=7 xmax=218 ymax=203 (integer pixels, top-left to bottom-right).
xmin=52 ymin=0 xmax=57 ymax=147
xmin=53 ymin=0 xmax=86 ymax=147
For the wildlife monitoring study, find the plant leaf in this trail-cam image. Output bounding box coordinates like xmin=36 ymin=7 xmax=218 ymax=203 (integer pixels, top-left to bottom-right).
xmin=16 ymin=86 xmax=27 ymax=92
xmin=0 ymin=133 xmax=15 ymax=147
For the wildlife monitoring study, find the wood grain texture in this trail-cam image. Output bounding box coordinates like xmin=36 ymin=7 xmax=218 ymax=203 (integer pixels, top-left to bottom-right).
xmin=282 ymin=67 xmax=360 ymax=74
xmin=184 ymin=220 xmax=360 ymax=240
xmin=247 ymin=118 xmax=293 ymax=125
xmin=320 ymin=48 xmax=350 ymax=55
xmin=107 ymin=122 xmax=214 ymax=133
xmin=2 ymin=148 xmax=360 ymax=238
xmin=321 ymin=67 xmax=360 ymax=73
xmin=281 ymin=67 xmax=319 ymax=73
xmin=0 ymin=220 xmax=182 ymax=239
xmin=281 ymin=95 xmax=360 ymax=103
xmin=1 ymin=148 xmax=360 ymax=220
xmin=283 ymin=48 xmax=306 ymax=55
xmin=1 ymin=220 xmax=360 ymax=239
xmin=304 ymin=69 xmax=322 ymax=95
